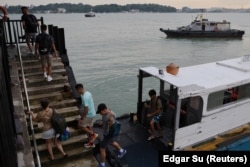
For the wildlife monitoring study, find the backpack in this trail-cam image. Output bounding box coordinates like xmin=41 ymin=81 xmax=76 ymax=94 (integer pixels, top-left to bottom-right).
xmin=51 ymin=108 xmax=67 ymax=135
xmin=25 ymin=14 xmax=38 ymax=32
xmin=38 ymin=33 xmax=53 ymax=55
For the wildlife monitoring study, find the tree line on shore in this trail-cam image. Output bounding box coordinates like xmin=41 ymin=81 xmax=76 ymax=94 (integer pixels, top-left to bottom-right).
xmin=6 ymin=3 xmax=177 ymax=14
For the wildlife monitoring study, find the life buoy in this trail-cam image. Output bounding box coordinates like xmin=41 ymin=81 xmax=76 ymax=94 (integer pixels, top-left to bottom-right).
xmin=0 ymin=5 xmax=8 ymax=21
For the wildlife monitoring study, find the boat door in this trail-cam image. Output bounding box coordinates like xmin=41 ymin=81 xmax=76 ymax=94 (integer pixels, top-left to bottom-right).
xmin=158 ymin=82 xmax=204 ymax=150
xmin=202 ymin=23 xmax=205 ymax=31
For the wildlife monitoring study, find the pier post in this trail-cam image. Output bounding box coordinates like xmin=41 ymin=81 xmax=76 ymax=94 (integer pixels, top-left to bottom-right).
xmin=137 ymin=69 xmax=143 ymax=123
xmin=0 ymin=20 xmax=18 ymax=167
xmin=6 ymin=18 xmax=13 ymax=45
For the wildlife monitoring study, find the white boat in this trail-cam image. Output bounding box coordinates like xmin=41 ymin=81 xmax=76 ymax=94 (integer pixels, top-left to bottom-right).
xmin=137 ymin=55 xmax=250 ymax=150
xmin=85 ymin=9 xmax=95 ymax=17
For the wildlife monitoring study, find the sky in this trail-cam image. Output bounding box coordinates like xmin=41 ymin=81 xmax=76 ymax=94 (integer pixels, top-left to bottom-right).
xmin=1 ymin=0 xmax=250 ymax=9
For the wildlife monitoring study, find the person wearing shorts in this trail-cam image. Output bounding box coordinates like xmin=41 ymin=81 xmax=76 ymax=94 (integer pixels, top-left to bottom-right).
xmin=21 ymin=6 xmax=38 ymax=54
xmin=75 ymin=83 xmax=98 ymax=148
xmin=35 ymin=24 xmax=57 ymax=82
xmin=144 ymin=89 xmax=163 ymax=141
xmin=96 ymin=103 xmax=127 ymax=167
xmin=27 ymin=99 xmax=67 ymax=160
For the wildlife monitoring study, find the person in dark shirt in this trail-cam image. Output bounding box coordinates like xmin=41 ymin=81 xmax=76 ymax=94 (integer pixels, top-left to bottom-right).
xmin=96 ymin=103 xmax=127 ymax=167
xmin=21 ymin=6 xmax=38 ymax=54
xmin=144 ymin=89 xmax=163 ymax=141
xmin=35 ymin=24 xmax=58 ymax=82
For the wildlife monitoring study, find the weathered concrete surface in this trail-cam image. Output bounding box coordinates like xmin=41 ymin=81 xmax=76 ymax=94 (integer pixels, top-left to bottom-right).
xmin=49 ymin=155 xmax=97 ymax=167
xmin=8 ymin=45 xmax=35 ymax=167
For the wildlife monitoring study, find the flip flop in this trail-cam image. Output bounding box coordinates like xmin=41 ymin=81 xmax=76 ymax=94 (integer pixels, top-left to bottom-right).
xmin=48 ymin=157 xmax=54 ymax=161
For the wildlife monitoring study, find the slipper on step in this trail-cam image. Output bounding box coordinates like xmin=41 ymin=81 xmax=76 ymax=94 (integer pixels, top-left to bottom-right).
xmin=48 ymin=157 xmax=54 ymax=161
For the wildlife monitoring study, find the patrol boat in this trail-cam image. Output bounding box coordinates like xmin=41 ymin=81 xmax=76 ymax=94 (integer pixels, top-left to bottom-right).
xmin=159 ymin=14 xmax=245 ymax=38
xmin=85 ymin=9 xmax=95 ymax=17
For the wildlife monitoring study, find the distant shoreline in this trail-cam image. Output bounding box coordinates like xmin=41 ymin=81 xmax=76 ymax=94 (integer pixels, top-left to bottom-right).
xmin=5 ymin=3 xmax=250 ymax=14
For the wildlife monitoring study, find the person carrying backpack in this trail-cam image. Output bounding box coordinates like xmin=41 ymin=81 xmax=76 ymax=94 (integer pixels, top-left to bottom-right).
xmin=35 ymin=24 xmax=58 ymax=82
xmin=96 ymin=103 xmax=127 ymax=167
xmin=21 ymin=6 xmax=39 ymax=55
xmin=27 ymin=98 xmax=67 ymax=161
xmin=144 ymin=89 xmax=163 ymax=141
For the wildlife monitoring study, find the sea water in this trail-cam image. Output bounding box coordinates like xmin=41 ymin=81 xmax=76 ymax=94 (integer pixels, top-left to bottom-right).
xmin=9 ymin=13 xmax=250 ymax=118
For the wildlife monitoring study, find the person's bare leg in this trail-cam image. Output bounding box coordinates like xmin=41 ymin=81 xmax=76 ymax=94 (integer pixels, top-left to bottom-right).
xmin=42 ymin=65 xmax=46 ymax=74
xmin=47 ymin=65 xmax=52 ymax=76
xmin=26 ymin=36 xmax=32 ymax=53
xmin=80 ymin=126 xmax=93 ymax=135
xmin=54 ymin=139 xmax=66 ymax=156
xmin=111 ymin=141 xmax=122 ymax=150
xmin=46 ymin=139 xmax=54 ymax=159
xmin=149 ymin=120 xmax=155 ymax=137
xmin=100 ymin=147 xmax=106 ymax=164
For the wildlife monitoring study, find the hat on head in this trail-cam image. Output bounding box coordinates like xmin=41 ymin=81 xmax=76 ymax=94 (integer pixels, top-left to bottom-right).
xmin=97 ymin=103 xmax=107 ymax=114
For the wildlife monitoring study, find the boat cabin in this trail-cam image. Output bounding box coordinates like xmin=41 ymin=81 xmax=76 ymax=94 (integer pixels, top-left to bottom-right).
xmin=137 ymin=55 xmax=250 ymax=150
xmin=178 ymin=14 xmax=231 ymax=32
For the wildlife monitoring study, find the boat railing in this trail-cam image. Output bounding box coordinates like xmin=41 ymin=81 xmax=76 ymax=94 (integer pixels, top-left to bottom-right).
xmin=12 ymin=24 xmax=41 ymax=167
xmin=3 ymin=17 xmax=43 ymax=45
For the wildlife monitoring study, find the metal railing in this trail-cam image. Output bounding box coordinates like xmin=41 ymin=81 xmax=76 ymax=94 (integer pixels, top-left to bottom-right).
xmin=4 ymin=17 xmax=43 ymax=45
xmin=12 ymin=24 xmax=41 ymax=167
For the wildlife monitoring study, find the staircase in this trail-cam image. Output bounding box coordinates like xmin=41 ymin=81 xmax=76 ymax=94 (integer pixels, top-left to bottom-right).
xmin=17 ymin=54 xmax=94 ymax=166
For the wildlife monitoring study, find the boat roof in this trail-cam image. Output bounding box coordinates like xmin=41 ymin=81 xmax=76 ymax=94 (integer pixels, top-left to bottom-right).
xmin=194 ymin=19 xmax=230 ymax=23
xmin=140 ymin=56 xmax=250 ymax=98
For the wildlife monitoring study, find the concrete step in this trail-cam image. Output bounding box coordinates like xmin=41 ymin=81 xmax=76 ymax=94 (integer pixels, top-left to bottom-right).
xmin=24 ymin=91 xmax=73 ymax=105
xmin=23 ymin=83 xmax=70 ymax=96
xmin=19 ymin=54 xmax=60 ymax=61
xmin=34 ymin=134 xmax=89 ymax=154
xmin=39 ymin=137 xmax=94 ymax=166
xmin=20 ymin=69 xmax=67 ymax=78
xmin=30 ymin=127 xmax=85 ymax=145
xmin=18 ymin=48 xmax=95 ymax=166
xmin=20 ymin=62 xmax=64 ymax=74
xmin=21 ymin=57 xmax=62 ymax=66
xmin=28 ymin=99 xmax=78 ymax=112
xmin=25 ymin=75 xmax=68 ymax=87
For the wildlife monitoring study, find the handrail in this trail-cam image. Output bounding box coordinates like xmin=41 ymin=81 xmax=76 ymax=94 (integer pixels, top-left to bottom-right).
xmin=12 ymin=24 xmax=41 ymax=167
xmin=4 ymin=17 xmax=43 ymax=45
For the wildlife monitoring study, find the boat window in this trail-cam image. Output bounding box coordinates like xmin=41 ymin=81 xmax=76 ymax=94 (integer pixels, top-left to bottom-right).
xmin=161 ymin=85 xmax=178 ymax=129
xmin=210 ymin=23 xmax=216 ymax=26
xmin=207 ymin=84 xmax=250 ymax=111
xmin=163 ymin=82 xmax=171 ymax=95
xmin=179 ymin=96 xmax=203 ymax=128
xmin=141 ymin=77 xmax=160 ymax=101
xmin=196 ymin=23 xmax=201 ymax=26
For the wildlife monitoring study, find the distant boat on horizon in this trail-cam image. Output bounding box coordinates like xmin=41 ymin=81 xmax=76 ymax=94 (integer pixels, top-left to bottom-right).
xmin=85 ymin=9 xmax=95 ymax=17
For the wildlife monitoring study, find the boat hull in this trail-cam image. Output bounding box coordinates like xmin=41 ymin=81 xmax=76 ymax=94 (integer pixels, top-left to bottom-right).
xmin=85 ymin=14 xmax=95 ymax=17
xmin=160 ymin=28 xmax=245 ymax=38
